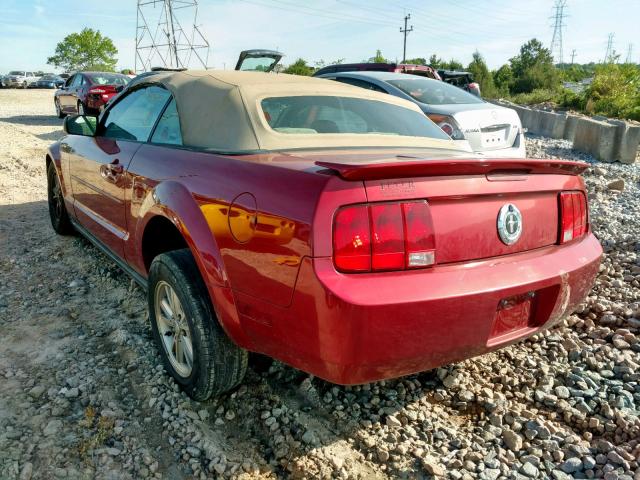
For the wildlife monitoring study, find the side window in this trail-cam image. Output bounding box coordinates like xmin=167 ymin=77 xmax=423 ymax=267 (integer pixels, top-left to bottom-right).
xmin=71 ymin=75 xmax=82 ymax=88
xmin=101 ymin=86 xmax=171 ymax=142
xmin=335 ymin=77 xmax=387 ymax=93
xmin=150 ymin=99 xmax=182 ymax=146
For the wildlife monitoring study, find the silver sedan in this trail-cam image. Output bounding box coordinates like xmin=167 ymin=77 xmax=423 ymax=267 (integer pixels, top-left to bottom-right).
xmin=317 ymin=71 xmax=525 ymax=158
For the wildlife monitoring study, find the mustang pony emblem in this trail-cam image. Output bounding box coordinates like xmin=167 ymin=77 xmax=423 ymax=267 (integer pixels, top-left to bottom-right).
xmin=497 ymin=203 xmax=522 ymax=245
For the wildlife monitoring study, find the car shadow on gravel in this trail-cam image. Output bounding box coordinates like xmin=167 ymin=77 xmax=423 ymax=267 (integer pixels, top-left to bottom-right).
xmin=1 ymin=114 xmax=63 ymax=128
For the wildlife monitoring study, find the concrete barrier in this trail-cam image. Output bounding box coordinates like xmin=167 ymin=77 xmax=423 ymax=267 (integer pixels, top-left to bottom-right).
xmin=564 ymin=115 xmax=580 ymax=142
xmin=491 ymin=100 xmax=639 ymax=163
xmin=606 ymin=120 xmax=640 ymax=164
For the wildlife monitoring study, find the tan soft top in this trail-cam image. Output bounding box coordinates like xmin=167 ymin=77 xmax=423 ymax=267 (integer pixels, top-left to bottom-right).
xmin=145 ymin=70 xmax=465 ymax=152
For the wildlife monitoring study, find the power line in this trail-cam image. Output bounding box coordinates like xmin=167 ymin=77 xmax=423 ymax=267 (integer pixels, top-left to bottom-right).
xmin=400 ymin=14 xmax=413 ymax=63
xmin=135 ymin=0 xmax=209 ymax=72
xmin=549 ymin=0 xmax=567 ymax=66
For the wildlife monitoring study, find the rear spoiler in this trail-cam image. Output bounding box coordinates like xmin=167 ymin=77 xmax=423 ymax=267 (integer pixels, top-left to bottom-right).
xmin=315 ymin=158 xmax=589 ymax=181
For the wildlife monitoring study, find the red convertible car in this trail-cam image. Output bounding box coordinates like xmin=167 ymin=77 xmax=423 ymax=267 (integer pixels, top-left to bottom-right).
xmin=46 ymin=70 xmax=602 ymax=400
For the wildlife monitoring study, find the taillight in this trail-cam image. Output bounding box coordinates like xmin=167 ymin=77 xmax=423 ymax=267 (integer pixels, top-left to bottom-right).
xmin=333 ymin=201 xmax=436 ymax=273
xmin=89 ymin=85 xmax=116 ymax=95
xmin=426 ymin=114 xmax=465 ymax=140
xmin=559 ymin=191 xmax=588 ymax=244
xmin=333 ymin=205 xmax=371 ymax=272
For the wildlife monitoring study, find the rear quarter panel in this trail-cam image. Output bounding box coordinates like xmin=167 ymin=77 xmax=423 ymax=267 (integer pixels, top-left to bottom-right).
xmin=126 ymin=146 xmax=332 ymax=309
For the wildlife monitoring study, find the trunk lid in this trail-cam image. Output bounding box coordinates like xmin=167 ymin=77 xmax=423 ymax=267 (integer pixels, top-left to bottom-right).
xmin=235 ymin=49 xmax=283 ymax=72
xmin=316 ymin=155 xmax=588 ymax=265
xmin=451 ymin=105 xmax=521 ymax=152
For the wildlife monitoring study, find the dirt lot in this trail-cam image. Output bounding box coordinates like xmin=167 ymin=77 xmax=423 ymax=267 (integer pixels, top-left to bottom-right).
xmin=0 ymin=89 xmax=639 ymax=480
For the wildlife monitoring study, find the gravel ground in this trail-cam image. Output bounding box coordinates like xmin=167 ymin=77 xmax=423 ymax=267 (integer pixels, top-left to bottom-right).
xmin=0 ymin=89 xmax=638 ymax=480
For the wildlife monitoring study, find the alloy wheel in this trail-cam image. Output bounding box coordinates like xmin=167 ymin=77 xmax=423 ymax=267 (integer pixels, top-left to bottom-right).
xmin=49 ymin=171 xmax=64 ymax=222
xmin=154 ymin=281 xmax=194 ymax=378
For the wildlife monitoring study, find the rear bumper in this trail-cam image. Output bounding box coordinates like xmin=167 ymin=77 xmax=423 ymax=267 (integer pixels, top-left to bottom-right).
xmin=249 ymin=234 xmax=601 ymax=384
xmin=86 ymin=93 xmax=116 ymax=110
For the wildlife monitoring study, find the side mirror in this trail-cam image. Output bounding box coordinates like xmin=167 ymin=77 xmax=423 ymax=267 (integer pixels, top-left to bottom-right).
xmin=63 ymin=115 xmax=97 ymax=137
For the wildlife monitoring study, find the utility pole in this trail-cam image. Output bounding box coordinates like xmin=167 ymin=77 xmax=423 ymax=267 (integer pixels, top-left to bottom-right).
xmin=549 ymin=0 xmax=567 ymax=67
xmin=400 ymin=14 xmax=413 ymax=63
xmin=570 ymin=49 xmax=576 ymax=64
xmin=604 ymin=33 xmax=614 ymax=63
xmin=625 ymin=44 xmax=633 ymax=64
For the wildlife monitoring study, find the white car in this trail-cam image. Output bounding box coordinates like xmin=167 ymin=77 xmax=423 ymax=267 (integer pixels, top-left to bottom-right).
xmin=4 ymin=71 xmax=40 ymax=89
xmin=319 ymin=71 xmax=526 ymax=158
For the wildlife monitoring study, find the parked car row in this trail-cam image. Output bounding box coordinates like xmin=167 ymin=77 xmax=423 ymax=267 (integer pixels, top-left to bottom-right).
xmin=47 ymin=68 xmax=601 ymax=399
xmin=0 ymin=71 xmax=69 ymax=89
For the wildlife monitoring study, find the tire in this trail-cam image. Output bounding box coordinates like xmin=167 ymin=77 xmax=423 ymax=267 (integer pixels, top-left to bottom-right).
xmin=55 ymin=99 xmax=65 ymax=119
xmin=47 ymin=162 xmax=74 ymax=235
xmin=148 ymin=249 xmax=248 ymax=400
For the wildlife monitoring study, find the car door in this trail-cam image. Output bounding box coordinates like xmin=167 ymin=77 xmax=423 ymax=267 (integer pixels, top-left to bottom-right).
xmin=66 ymin=85 xmax=172 ymax=259
xmin=59 ymin=74 xmax=80 ymax=111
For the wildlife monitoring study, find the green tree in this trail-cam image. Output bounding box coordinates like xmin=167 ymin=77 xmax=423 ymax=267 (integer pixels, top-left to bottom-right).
xmin=509 ymin=39 xmax=559 ymax=93
xmin=47 ymin=28 xmax=118 ymax=72
xmin=493 ymin=64 xmax=514 ymax=94
xmin=404 ymin=57 xmax=426 ymax=65
xmin=283 ymin=58 xmax=315 ymax=76
xmin=372 ymin=49 xmax=387 ymax=63
xmin=428 ymin=54 xmax=444 ymax=69
xmin=468 ymin=51 xmax=497 ymax=97
xmin=442 ymin=59 xmax=464 ymax=70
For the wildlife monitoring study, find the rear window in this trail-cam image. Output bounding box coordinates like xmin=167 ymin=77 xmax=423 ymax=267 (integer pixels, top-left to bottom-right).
xmin=387 ymin=78 xmax=483 ymax=105
xmin=87 ymin=74 xmax=130 ymax=86
xmin=261 ymin=96 xmax=449 ymax=140
xmin=9 ymin=71 xmax=24 ymax=76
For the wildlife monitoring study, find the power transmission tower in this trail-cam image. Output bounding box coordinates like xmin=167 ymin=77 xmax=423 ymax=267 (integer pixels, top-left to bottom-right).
xmin=135 ymin=0 xmax=210 ymax=73
xmin=625 ymin=43 xmax=633 ymax=63
xmin=549 ymin=0 xmax=568 ymax=67
xmin=570 ymin=49 xmax=576 ymax=64
xmin=603 ymin=33 xmax=614 ymax=63
xmin=399 ymin=14 xmax=413 ymax=63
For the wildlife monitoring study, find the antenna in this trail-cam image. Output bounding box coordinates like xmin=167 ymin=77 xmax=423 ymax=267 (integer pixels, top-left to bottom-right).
xmin=549 ymin=0 xmax=568 ymax=67
xmin=135 ymin=0 xmax=210 ymax=73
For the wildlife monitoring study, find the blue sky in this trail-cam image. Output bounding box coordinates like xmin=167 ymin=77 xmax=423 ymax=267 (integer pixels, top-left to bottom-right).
xmin=1 ymin=0 xmax=637 ymax=73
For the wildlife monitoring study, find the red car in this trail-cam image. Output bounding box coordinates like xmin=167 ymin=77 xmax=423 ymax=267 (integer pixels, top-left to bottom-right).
xmin=46 ymin=70 xmax=601 ymax=400
xmin=54 ymin=71 xmax=130 ymax=118
xmin=314 ymin=62 xmax=441 ymax=80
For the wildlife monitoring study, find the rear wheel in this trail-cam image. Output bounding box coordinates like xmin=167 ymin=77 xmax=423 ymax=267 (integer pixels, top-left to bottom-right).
xmin=47 ymin=162 xmax=74 ymax=235
xmin=148 ymin=249 xmax=248 ymax=400
xmin=55 ymin=98 xmax=65 ymax=118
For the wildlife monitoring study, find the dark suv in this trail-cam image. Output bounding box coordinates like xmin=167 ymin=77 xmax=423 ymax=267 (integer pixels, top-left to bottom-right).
xmin=437 ymin=70 xmax=481 ymax=97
